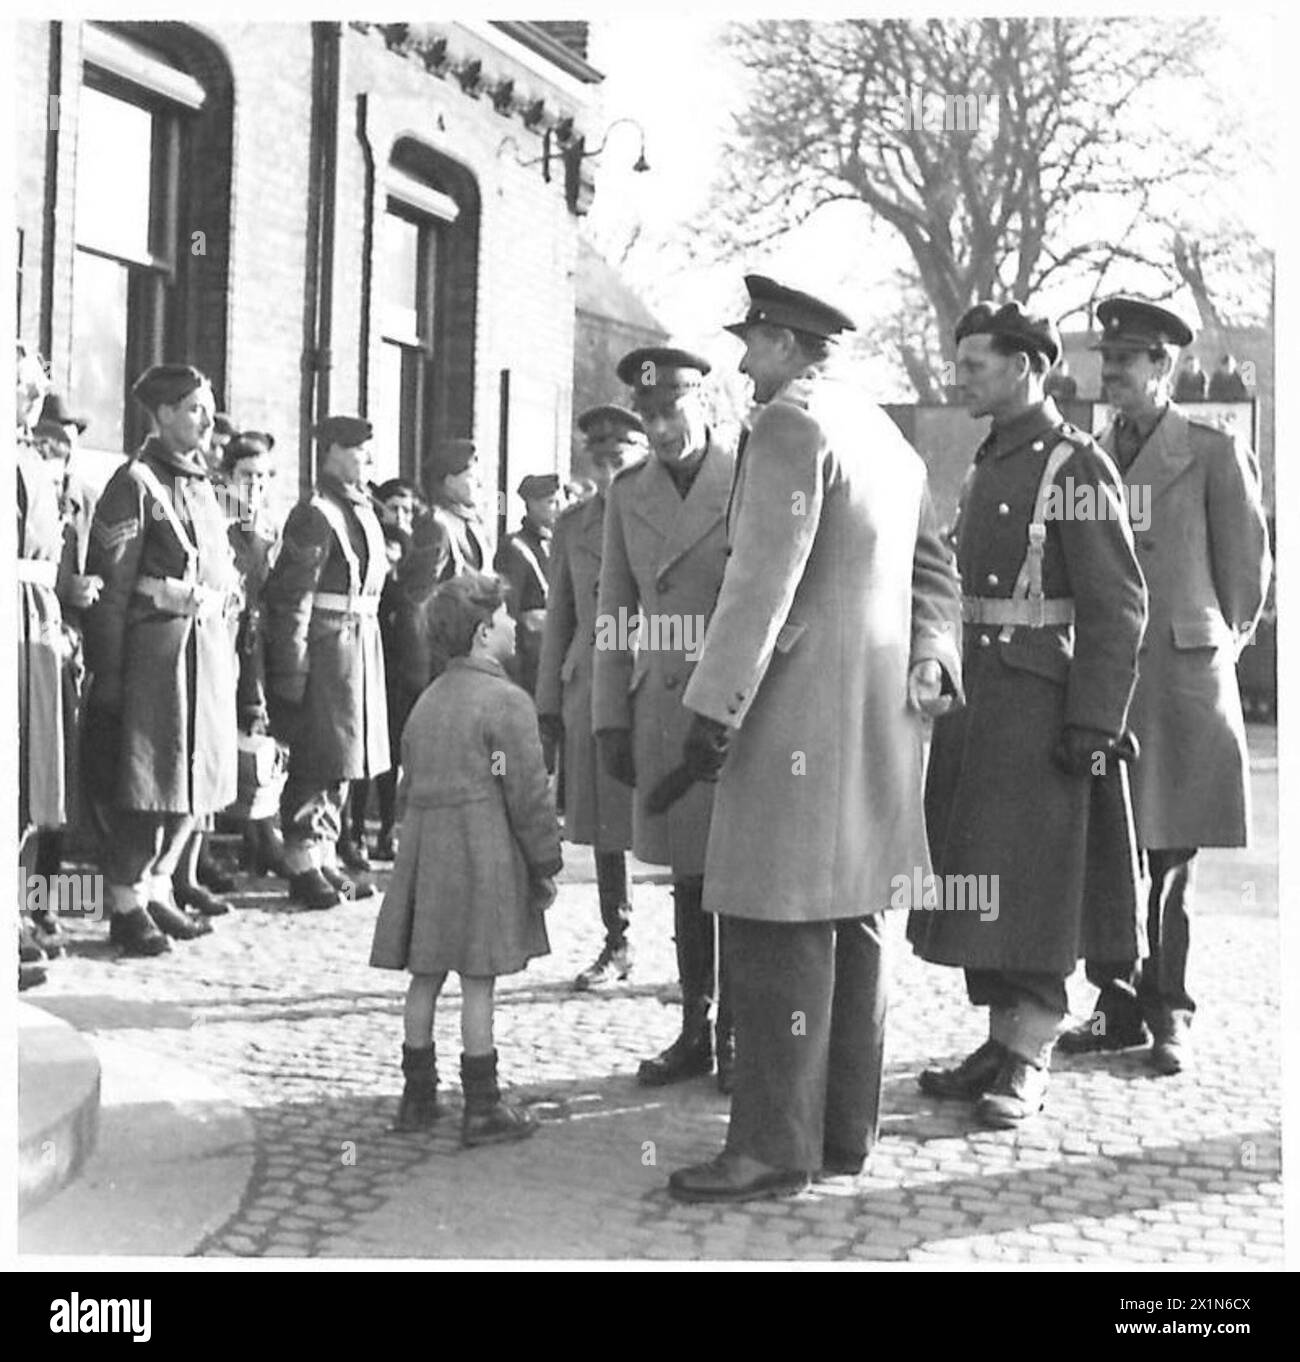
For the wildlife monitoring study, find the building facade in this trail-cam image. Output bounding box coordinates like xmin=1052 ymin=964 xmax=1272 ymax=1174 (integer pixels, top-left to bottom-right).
xmin=15 ymin=19 xmax=603 ymax=536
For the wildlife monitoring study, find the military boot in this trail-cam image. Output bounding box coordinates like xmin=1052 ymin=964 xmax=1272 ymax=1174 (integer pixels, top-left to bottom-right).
xmin=393 ymin=1044 xmax=444 ymax=1132
xmin=1149 ymin=1013 xmax=1192 ymax=1076
xmin=109 ymin=907 xmax=171 ymax=957
xmin=1057 ymin=998 xmax=1148 ymax=1054
xmin=572 ymin=935 xmax=633 ymax=991
xmin=976 ymin=1053 xmax=1051 ymax=1128
xmin=320 ymin=864 xmax=376 ymax=901
xmin=460 ymin=1050 xmax=536 ymax=1148
xmin=638 ymin=1006 xmax=714 ymax=1086
xmin=918 ymin=1039 xmax=1008 ymax=1100
xmin=147 ymin=899 xmax=213 ymax=940
xmin=287 ymin=868 xmax=341 ymax=911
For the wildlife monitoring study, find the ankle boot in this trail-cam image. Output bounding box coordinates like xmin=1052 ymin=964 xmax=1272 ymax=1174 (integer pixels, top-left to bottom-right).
xmin=393 ymin=1044 xmax=444 ymax=1132
xmin=638 ymin=1006 xmax=714 ymax=1085
xmin=460 ymin=1050 xmax=536 ymax=1148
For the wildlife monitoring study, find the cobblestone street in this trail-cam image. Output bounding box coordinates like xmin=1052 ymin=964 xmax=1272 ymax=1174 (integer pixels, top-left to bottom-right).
xmin=19 ymin=730 xmax=1283 ymax=1264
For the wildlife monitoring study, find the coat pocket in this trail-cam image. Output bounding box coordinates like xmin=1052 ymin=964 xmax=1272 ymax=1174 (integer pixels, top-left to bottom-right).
xmin=997 ymin=629 xmax=1071 ymax=686
xmin=1171 ymin=612 xmax=1232 ymax=651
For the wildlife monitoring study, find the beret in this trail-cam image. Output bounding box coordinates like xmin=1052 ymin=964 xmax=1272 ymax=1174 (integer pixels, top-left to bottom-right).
xmin=213 ymin=412 xmax=238 ymax=438
xmin=222 ymin=431 xmax=276 ymax=468
xmin=724 ymin=274 xmax=856 ymax=340
xmin=1092 ymin=295 xmax=1195 ymax=350
xmin=424 ymin=436 xmax=477 ymax=479
xmin=518 ymin=473 xmax=561 ymax=500
xmin=39 ymin=392 xmax=87 ymax=433
xmin=132 ymin=363 xmax=209 ymax=411
xmin=577 ymin=404 xmax=645 ymax=437
xmin=313 ymin=414 xmax=373 ymax=448
xmin=955 ymin=300 xmax=1062 ymax=366
xmin=616 ymin=346 xmax=711 ymax=388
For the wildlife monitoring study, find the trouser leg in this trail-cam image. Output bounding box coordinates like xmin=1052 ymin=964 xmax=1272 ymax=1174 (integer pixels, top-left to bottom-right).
xmin=822 ymin=915 xmax=887 ymax=1162
xmin=1138 ymin=847 xmax=1197 ymax=1031
xmin=724 ymin=916 xmax=834 ymax=1172
xmin=970 ymin=969 xmax=1067 ymax=1066
xmin=281 ymin=773 xmax=348 ymax=874
xmin=103 ymin=810 xmax=194 ymax=910
xmin=673 ymin=875 xmax=714 ymax=1023
xmin=595 ymin=850 xmax=631 ymax=946
xmin=376 ymin=768 xmax=398 ymax=838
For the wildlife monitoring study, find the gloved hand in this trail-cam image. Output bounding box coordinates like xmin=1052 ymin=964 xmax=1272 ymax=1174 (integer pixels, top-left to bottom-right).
xmin=538 ymin=713 xmax=564 ymax=774
xmin=1052 ymin=725 xmax=1135 ymax=777
xmin=529 ymin=875 xmax=558 ymax=914
xmin=267 ymin=693 xmax=305 ymax=747
xmin=907 ymin=659 xmax=954 ymax=719
xmin=683 ymin=713 xmax=733 ymax=783
xmin=596 ymin=729 xmax=636 ymax=787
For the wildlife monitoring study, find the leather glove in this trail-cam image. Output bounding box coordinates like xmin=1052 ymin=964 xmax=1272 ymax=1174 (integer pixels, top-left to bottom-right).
xmin=538 ymin=713 xmax=564 ymax=775
xmin=683 ymin=713 xmax=733 ymax=783
xmin=1052 ymin=725 xmax=1135 ymax=778
xmin=267 ymin=693 xmax=305 ymax=747
xmin=596 ymin=729 xmax=636 ymax=787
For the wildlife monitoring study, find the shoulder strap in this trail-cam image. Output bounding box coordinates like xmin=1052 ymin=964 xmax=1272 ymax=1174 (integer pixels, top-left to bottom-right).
xmin=999 ymin=440 xmax=1074 ymax=642
xmin=134 ymin=458 xmax=198 ymax=575
xmin=509 ymin=532 xmax=549 ymax=597
xmin=310 ymin=494 xmax=361 ymax=595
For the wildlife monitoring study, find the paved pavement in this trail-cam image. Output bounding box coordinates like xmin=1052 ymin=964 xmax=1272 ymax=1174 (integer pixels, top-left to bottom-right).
xmin=19 ymin=727 xmax=1284 ymax=1264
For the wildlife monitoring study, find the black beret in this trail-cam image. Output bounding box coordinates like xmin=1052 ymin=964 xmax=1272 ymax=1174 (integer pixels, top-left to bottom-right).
xmin=424 ymin=436 xmax=477 ymax=480
xmin=213 ymin=412 xmax=238 ymax=438
xmin=132 ymin=363 xmax=209 ymax=411
xmin=616 ymin=347 xmax=711 ymax=389
xmin=577 ymin=404 xmax=645 ymax=437
xmin=222 ymin=431 xmax=276 ymax=470
xmin=1092 ymin=295 xmax=1195 ymax=351
xmin=955 ymin=301 xmax=1062 ymax=366
xmin=724 ymin=274 xmax=856 ymax=340
xmin=313 ymin=414 xmax=373 ymax=448
xmin=517 ymin=473 xmax=561 ymax=500
xmin=39 ymin=392 xmax=87 ymax=433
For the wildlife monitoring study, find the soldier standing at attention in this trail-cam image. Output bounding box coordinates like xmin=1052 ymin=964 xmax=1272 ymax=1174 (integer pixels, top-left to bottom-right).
xmin=536 ymin=406 xmax=648 ymax=989
xmin=1059 ymin=297 xmax=1270 ymax=1075
xmin=592 ymin=348 xmax=736 ymax=1092
xmin=909 ymin=302 xmax=1147 ymax=1128
xmin=495 ymin=472 xmax=562 ymax=695
xmin=82 ymin=364 xmax=239 ymax=956
xmin=263 ymin=416 xmax=390 ymax=910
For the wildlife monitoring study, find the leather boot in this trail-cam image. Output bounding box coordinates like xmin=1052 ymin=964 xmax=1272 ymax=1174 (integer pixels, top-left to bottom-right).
xmin=1149 ymin=1013 xmax=1192 ymax=1076
xmin=976 ymin=1052 xmax=1051 ymax=1128
xmin=460 ymin=1050 xmax=536 ymax=1148
xmin=1057 ymin=993 xmax=1148 ymax=1054
xmin=109 ymin=907 xmax=171 ymax=957
xmin=918 ymin=1038 xmax=1008 ymax=1099
xmin=147 ymin=899 xmax=213 ymax=940
xmin=196 ymin=842 xmax=238 ymax=893
xmin=320 ymin=864 xmax=376 ymax=900
xmin=393 ymin=1044 xmax=444 ymax=1132
xmin=638 ymin=1004 xmax=713 ymax=1086
xmin=639 ymin=877 xmax=716 ymax=1086
xmin=287 ymin=868 xmax=341 ymax=910
xmin=175 ymin=882 xmax=232 ymax=916
xmin=572 ymin=935 xmax=633 ymax=991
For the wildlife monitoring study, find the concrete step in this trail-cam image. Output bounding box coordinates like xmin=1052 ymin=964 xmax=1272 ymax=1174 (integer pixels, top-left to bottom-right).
xmin=18 ymin=1001 xmax=101 ymax=1213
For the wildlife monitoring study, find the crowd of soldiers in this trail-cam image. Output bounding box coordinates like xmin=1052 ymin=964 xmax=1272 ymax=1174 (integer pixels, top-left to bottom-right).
xmin=14 ymin=269 xmax=1271 ymax=1203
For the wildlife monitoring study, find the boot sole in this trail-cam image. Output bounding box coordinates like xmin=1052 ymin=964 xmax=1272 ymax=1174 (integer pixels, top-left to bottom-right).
xmin=461 ymin=1123 xmax=537 ymax=1148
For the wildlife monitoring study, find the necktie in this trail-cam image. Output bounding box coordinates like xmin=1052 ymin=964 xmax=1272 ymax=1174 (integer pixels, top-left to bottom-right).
xmin=1113 ymin=415 xmax=1143 ymax=473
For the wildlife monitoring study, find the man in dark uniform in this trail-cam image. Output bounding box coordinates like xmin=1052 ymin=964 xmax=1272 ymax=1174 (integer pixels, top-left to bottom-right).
xmin=537 ymin=407 xmax=648 ymax=989
xmin=1059 ymin=297 xmax=1270 ymax=1075
xmin=391 ymin=438 xmax=490 ymax=691
xmin=495 ymin=472 xmax=562 ymax=695
xmin=909 ymin=302 xmax=1148 ymax=1127
xmin=263 ymin=415 xmax=390 ymax=909
xmin=592 ymin=348 xmax=736 ymax=1090
xmin=82 ymin=364 xmax=240 ymax=955
xmin=667 ymin=278 xmax=963 ymax=1202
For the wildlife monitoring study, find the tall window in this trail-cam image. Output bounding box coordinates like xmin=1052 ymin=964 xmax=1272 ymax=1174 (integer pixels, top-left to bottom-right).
xmin=374 ymin=203 xmax=440 ymax=485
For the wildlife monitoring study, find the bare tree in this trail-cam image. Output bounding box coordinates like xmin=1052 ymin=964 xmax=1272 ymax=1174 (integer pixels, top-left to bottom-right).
xmin=708 ymin=17 xmax=1259 ymax=395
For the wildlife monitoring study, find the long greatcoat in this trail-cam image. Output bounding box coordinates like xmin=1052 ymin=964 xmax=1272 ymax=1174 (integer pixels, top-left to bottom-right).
xmin=17 ymin=436 xmax=67 ymax=831
xmin=535 ymin=493 xmax=633 ymax=852
xmin=591 ymin=436 xmax=733 ymax=876
xmin=683 ymin=375 xmax=964 ymax=922
xmin=82 ymin=438 xmax=239 ymax=815
xmin=908 ymin=400 xmax=1148 ymax=976
xmin=262 ymin=474 xmax=389 ymax=785
xmin=1097 ymin=404 xmax=1270 ymax=849
xmin=494 ymin=519 xmax=551 ymax=694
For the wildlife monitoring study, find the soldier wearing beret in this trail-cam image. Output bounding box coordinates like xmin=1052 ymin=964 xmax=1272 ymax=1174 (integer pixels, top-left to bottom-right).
xmin=667 ymin=278 xmax=963 ymax=1202
xmin=908 ymin=301 xmax=1148 ymax=1127
xmin=391 ymin=438 xmax=491 ymax=691
xmin=263 ymin=415 xmax=390 ymax=909
xmin=1058 ymin=296 xmax=1271 ymax=1075
xmin=494 ymin=472 xmax=562 ymax=695
xmin=591 ymin=348 xmax=736 ymax=1089
xmin=81 ymin=363 xmax=240 ymax=955
xmin=537 ymin=407 xmax=648 ymax=989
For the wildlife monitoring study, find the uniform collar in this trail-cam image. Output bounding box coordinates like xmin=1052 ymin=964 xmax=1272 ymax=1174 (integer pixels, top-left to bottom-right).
xmin=446 ymin=654 xmax=508 ymax=680
xmin=1115 ymin=401 xmax=1168 ymax=443
xmin=433 ymin=493 xmax=481 ymax=524
xmin=317 ymin=471 xmax=371 ymax=506
xmin=519 ymin=518 xmax=551 ymax=544
xmin=142 ymin=435 xmax=211 ymax=479
xmin=986 ymin=398 xmax=1062 ymax=459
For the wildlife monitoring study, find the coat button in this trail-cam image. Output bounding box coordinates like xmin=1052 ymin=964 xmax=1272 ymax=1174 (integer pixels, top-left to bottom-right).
xmin=997 ymin=502 xmax=1010 ymax=516
xmin=986 ymin=573 xmax=999 ymax=587
xmin=978 ymin=634 xmax=992 ymax=647
xmin=1032 ymin=440 xmax=1045 ymax=451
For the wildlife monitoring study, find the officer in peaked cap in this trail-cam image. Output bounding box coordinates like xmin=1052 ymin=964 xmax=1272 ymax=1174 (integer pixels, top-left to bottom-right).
xmin=537 ymin=406 xmax=647 ymax=993
xmin=592 ymin=345 xmax=737 ymax=1090
xmin=494 ymin=472 xmax=563 ymax=694
xmin=263 ymin=414 xmax=390 ymax=908
xmin=1057 ymin=294 xmax=1270 ymax=1077
xmin=908 ymin=297 xmax=1148 ymax=1129
xmin=82 ymin=361 xmax=239 ymax=956
xmin=724 ymin=273 xmax=857 ymax=342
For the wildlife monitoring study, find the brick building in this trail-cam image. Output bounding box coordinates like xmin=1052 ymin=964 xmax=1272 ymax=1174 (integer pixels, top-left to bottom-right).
xmin=15 ymin=19 xmax=604 ymax=538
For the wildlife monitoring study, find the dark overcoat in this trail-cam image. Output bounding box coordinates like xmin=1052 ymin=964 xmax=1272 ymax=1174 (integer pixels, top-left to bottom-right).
xmin=262 ymin=474 xmax=390 ymax=785
xmin=908 ymin=400 xmax=1148 ymax=976
xmin=494 ymin=519 xmax=551 ymax=693
xmin=82 ymin=438 xmax=239 ymax=815
xmin=591 ymin=436 xmax=733 ymax=876
xmin=229 ymin=522 xmax=277 ymax=730
xmin=1097 ymin=405 xmax=1270 ymax=849
xmin=535 ymin=494 xmax=633 ymax=852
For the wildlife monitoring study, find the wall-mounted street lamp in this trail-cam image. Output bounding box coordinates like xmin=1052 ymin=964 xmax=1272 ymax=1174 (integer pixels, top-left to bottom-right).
xmin=497 ymin=116 xmax=650 ymax=212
